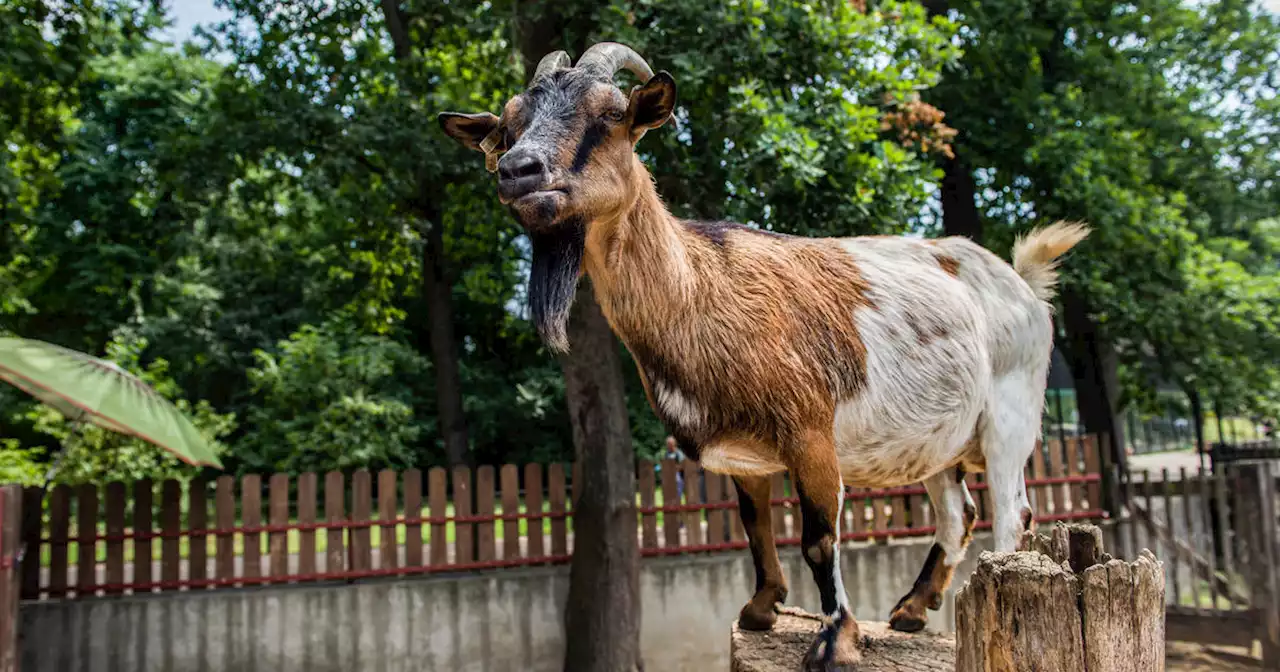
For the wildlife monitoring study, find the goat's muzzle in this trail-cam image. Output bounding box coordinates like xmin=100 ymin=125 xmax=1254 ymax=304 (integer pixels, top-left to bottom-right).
xmin=498 ymin=148 xmax=566 ymax=228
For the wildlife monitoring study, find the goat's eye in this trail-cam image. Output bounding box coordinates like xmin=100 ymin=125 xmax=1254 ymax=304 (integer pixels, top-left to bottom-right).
xmin=601 ymin=110 xmax=624 ymax=123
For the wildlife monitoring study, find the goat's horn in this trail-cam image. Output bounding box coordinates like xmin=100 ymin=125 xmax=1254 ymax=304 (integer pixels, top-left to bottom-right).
xmin=575 ymin=42 xmax=654 ymax=83
xmin=532 ymin=50 xmax=571 ymax=83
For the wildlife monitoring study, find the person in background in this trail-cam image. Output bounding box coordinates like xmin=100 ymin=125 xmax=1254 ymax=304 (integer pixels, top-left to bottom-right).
xmin=662 ymin=436 xmax=685 ymax=500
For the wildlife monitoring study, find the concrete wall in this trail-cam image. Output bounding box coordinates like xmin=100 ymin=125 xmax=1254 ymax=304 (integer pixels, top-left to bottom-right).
xmin=20 ymin=528 xmax=1124 ymax=672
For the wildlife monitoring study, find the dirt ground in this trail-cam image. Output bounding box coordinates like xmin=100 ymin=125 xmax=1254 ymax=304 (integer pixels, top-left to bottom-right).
xmin=730 ymin=611 xmax=1260 ymax=671
xmin=1167 ymin=641 xmax=1263 ymax=670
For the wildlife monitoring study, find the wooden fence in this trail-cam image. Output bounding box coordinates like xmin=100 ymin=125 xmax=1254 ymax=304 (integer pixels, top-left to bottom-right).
xmin=1125 ymin=462 xmax=1280 ymax=661
xmin=1210 ymin=438 xmax=1280 ymax=466
xmin=16 ymin=437 xmax=1107 ymax=601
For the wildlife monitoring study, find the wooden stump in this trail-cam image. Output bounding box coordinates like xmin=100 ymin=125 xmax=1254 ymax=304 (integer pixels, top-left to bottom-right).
xmin=730 ymin=607 xmax=955 ymax=672
xmin=955 ymin=523 xmax=1165 ymax=672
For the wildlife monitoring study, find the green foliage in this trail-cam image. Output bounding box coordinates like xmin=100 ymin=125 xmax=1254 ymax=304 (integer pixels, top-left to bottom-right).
xmin=239 ymin=319 xmax=432 ymax=474
xmin=0 ymin=439 xmax=44 ymax=487
xmin=1 ymin=0 xmax=1275 ymax=484
xmin=0 ymin=0 xmax=102 ymax=321
xmin=933 ymin=0 xmax=1280 ymax=416
xmin=600 ymin=0 xmax=959 ymax=233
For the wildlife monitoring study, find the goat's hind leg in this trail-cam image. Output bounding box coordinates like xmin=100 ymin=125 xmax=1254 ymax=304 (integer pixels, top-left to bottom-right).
xmin=732 ymin=474 xmax=789 ymax=630
xmin=983 ymin=381 xmax=1040 ymax=552
xmin=790 ymin=431 xmax=860 ymax=671
xmin=889 ymin=468 xmax=976 ymax=632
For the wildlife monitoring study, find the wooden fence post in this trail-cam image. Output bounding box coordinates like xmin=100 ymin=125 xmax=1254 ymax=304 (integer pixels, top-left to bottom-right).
xmin=955 ymin=523 xmax=1164 ymax=672
xmin=18 ymin=488 xmax=39 ymax=602
xmin=1233 ymin=461 xmax=1280 ymax=665
xmin=0 ymin=485 xmax=23 ymax=672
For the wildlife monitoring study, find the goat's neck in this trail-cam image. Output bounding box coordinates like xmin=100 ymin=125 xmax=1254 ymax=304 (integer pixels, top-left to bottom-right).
xmin=582 ymin=156 xmax=695 ymax=333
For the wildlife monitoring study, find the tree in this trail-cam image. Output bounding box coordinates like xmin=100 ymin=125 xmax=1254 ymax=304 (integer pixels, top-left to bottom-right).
xmin=239 ymin=318 xmax=433 ymax=473
xmin=925 ymin=0 xmax=1280 ymax=458
xmin=376 ymin=0 xmax=473 ymax=466
xmin=15 ymin=0 xmax=1271 ymax=496
xmin=603 ymin=0 xmax=959 ymax=234
xmin=0 ymin=0 xmax=106 ymax=322
xmin=1 ymin=2 xmax=251 ymax=461
xmin=556 ymin=284 xmax=643 ymax=672
xmin=137 ymin=0 xmax=571 ymax=471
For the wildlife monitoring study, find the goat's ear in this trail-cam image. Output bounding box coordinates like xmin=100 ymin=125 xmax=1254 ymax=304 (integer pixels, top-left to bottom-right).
xmin=437 ymin=112 xmax=501 ymax=152
xmin=628 ymin=71 xmax=676 ymax=135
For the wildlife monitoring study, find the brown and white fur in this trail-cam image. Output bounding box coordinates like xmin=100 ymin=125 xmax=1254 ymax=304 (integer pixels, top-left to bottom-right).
xmin=440 ymin=42 xmax=1089 ymax=670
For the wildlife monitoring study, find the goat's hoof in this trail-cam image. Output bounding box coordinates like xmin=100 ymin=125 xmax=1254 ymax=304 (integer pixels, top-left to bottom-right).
xmin=802 ymin=613 xmax=860 ymax=671
xmin=737 ymin=602 xmax=779 ymax=631
xmin=888 ymin=606 xmax=928 ymax=633
xmin=889 ymin=590 xmax=933 ymax=631
xmin=889 ymin=613 xmax=927 ymax=633
xmin=889 ymin=594 xmax=928 ymax=632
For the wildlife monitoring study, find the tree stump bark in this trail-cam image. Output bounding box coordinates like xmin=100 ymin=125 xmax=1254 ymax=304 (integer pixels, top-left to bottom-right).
xmin=955 ymin=523 xmax=1165 ymax=672
xmin=730 ymin=607 xmax=955 ymax=672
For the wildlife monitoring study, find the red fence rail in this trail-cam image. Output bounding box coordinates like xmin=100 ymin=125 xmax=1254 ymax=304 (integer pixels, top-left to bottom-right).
xmin=18 ymin=436 xmax=1107 ymax=601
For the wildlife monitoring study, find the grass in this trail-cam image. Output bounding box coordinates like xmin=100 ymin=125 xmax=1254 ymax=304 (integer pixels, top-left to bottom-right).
xmin=1129 ymin=415 xmax=1268 ymax=455
xmin=1202 ymin=416 xmax=1268 ymax=445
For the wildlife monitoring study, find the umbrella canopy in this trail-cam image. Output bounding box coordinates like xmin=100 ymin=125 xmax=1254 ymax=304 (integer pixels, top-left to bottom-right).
xmin=0 ymin=337 xmax=222 ymax=468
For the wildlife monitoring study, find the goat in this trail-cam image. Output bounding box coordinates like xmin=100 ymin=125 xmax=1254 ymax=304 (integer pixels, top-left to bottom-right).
xmin=439 ymin=42 xmax=1088 ymax=670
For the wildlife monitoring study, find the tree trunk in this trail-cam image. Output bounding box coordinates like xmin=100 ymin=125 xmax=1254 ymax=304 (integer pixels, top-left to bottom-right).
xmin=1061 ymin=287 xmax=1126 ymax=472
xmin=558 ymin=283 xmax=642 ymax=672
xmin=1187 ymin=387 xmax=1205 ymax=452
xmin=422 ymin=219 xmax=471 ymax=465
xmin=955 ymin=524 xmax=1165 ymax=672
xmin=514 ymin=13 xmax=643 ymax=672
xmin=939 ymin=155 xmax=982 ymax=242
xmin=921 ymin=0 xmax=985 ymax=245
xmin=379 ymin=0 xmax=471 ymax=465
xmin=920 ymin=0 xmax=949 ymax=17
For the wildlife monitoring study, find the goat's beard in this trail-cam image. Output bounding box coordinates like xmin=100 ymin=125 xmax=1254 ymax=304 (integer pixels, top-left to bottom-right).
xmin=527 ymin=217 xmax=586 ymax=353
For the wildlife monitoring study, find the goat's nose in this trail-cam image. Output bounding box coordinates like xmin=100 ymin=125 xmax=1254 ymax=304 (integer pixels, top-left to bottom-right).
xmin=497 ymin=149 xmax=550 ymax=202
xmin=498 ymin=152 xmax=545 ymax=182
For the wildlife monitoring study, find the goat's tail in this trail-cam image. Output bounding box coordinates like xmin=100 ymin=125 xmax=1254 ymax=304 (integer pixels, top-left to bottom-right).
xmin=1011 ymin=221 xmax=1090 ymax=302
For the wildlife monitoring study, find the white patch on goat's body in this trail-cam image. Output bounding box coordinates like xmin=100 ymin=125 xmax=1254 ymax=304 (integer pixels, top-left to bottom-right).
xmin=829 ymin=238 xmax=990 ymax=487
xmin=699 ymin=441 xmax=785 ymax=476
xmin=653 ymin=377 xmax=704 ymax=431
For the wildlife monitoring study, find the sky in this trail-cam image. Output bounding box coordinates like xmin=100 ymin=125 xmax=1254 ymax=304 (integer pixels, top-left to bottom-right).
xmin=159 ymin=0 xmax=232 ymax=44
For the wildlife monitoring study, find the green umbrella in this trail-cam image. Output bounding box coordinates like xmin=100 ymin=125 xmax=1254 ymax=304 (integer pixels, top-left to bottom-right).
xmin=0 ymin=337 xmax=222 ymax=469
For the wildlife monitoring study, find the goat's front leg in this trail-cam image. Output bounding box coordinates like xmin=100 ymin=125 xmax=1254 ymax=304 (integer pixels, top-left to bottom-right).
xmin=732 ymin=474 xmax=789 ymax=630
xmin=791 ymin=431 xmax=860 ymax=671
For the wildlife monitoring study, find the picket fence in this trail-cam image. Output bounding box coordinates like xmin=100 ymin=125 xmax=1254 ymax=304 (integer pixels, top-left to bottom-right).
xmin=17 ymin=436 xmax=1107 ymax=601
